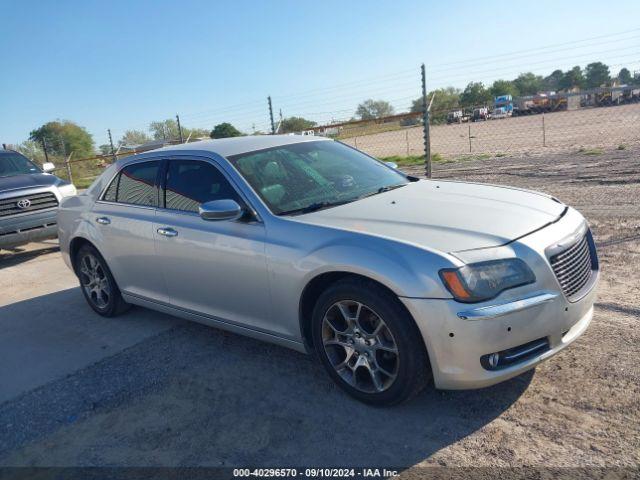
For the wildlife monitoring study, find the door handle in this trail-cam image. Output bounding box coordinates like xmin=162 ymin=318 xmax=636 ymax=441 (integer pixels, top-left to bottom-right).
xmin=157 ymin=227 xmax=178 ymax=238
xmin=96 ymin=217 xmax=111 ymax=225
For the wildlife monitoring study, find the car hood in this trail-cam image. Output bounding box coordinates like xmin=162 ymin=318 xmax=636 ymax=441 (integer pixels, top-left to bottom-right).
xmin=293 ymin=180 xmax=565 ymax=253
xmin=0 ymin=173 xmax=61 ymax=192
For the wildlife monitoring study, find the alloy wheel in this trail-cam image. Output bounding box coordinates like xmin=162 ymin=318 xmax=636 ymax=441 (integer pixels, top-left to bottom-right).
xmin=79 ymin=253 xmax=111 ymax=309
xmin=321 ymin=300 xmax=399 ymax=393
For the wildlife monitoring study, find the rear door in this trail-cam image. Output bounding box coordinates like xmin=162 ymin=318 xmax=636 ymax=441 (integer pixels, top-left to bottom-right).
xmin=91 ymin=160 xmax=168 ymax=302
xmin=153 ymin=157 xmax=273 ymax=333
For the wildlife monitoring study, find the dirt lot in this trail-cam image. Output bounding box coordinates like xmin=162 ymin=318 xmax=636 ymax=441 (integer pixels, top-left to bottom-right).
xmin=342 ymin=103 xmax=640 ymax=158
xmin=0 ymin=146 xmax=638 ymax=472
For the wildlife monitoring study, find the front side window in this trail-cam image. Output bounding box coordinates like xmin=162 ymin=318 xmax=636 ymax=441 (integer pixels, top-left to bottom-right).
xmin=227 ymin=140 xmax=408 ymax=215
xmin=164 ymin=160 xmax=240 ymax=213
xmin=0 ymin=153 xmax=41 ymax=178
xmin=102 ymin=161 xmax=160 ymax=207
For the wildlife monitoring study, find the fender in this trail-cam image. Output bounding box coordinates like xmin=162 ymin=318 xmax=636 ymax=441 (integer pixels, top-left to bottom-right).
xmin=265 ymin=218 xmax=458 ymax=343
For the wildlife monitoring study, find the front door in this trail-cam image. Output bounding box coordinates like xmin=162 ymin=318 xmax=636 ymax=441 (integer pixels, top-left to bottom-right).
xmin=154 ymin=158 xmax=273 ymax=333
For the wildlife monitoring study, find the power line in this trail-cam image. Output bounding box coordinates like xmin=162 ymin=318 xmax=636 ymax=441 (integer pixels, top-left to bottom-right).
xmin=428 ymin=27 xmax=640 ymax=68
xmin=428 ymin=34 xmax=640 ymax=75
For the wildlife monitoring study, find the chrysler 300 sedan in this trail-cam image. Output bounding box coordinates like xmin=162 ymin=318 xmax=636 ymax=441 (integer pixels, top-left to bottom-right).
xmin=58 ymin=136 xmax=598 ymax=405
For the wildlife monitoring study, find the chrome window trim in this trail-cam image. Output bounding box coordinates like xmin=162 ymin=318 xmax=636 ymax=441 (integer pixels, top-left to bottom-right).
xmin=94 ymin=200 xmax=157 ymax=212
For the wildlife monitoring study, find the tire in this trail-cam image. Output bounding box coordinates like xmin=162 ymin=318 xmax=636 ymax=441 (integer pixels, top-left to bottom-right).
xmin=75 ymin=244 xmax=130 ymax=317
xmin=311 ymin=277 xmax=431 ymax=406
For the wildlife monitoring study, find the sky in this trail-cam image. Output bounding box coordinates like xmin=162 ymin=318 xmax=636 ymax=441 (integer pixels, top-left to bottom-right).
xmin=1 ymin=0 xmax=639 ymax=148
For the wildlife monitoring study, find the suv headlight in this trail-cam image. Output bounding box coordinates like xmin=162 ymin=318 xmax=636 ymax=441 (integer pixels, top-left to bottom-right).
xmin=439 ymin=258 xmax=536 ymax=303
xmin=58 ymin=183 xmax=77 ymax=197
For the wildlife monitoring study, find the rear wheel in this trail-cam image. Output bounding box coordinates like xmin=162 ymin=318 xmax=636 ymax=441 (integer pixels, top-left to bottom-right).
xmin=75 ymin=244 xmax=130 ymax=317
xmin=312 ymin=277 xmax=431 ymax=405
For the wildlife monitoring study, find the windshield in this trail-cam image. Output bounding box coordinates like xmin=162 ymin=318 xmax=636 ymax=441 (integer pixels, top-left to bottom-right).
xmin=227 ymin=140 xmax=409 ymax=215
xmin=0 ymin=153 xmax=41 ymax=178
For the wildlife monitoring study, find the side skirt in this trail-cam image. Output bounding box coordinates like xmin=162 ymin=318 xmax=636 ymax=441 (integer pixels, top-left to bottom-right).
xmin=122 ymin=292 xmax=309 ymax=354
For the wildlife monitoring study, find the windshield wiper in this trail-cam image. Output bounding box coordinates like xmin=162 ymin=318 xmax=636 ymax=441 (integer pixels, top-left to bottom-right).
xmin=277 ymin=199 xmax=353 ymax=216
xmin=278 ymin=184 xmax=408 ymax=216
xmin=358 ymin=183 xmax=407 ymax=200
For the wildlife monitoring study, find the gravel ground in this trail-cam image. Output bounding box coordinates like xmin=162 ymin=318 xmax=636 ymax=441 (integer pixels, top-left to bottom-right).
xmin=0 ymin=146 xmax=638 ymax=472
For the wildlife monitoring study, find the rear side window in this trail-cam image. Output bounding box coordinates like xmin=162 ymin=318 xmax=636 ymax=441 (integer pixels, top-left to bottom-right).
xmin=164 ymin=160 xmax=240 ymax=213
xmin=101 ymin=161 xmax=160 ymax=207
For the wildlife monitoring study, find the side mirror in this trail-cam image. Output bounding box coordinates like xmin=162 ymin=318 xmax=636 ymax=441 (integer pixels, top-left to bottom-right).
xmin=384 ymin=161 xmax=398 ymax=169
xmin=199 ymin=199 xmax=243 ymax=221
xmin=42 ymin=162 xmax=55 ymax=173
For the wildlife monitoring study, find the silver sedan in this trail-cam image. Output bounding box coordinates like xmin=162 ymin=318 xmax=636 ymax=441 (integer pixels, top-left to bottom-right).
xmin=57 ymin=136 xmax=598 ymax=405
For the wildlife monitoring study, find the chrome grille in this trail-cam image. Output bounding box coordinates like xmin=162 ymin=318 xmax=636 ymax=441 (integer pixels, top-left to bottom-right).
xmin=0 ymin=191 xmax=59 ymax=218
xmin=550 ymin=233 xmax=595 ymax=300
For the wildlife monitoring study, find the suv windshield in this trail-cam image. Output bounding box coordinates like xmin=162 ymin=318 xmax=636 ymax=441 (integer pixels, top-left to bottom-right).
xmin=0 ymin=153 xmax=41 ymax=178
xmin=228 ymin=140 xmax=408 ymax=215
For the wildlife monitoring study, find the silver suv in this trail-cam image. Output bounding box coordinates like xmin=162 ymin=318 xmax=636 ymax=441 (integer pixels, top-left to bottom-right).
xmin=0 ymin=149 xmax=76 ymax=249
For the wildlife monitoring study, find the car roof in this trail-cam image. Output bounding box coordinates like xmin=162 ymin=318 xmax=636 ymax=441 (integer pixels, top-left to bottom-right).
xmin=150 ymin=134 xmax=330 ymax=158
xmin=0 ymin=150 xmax=25 ymax=156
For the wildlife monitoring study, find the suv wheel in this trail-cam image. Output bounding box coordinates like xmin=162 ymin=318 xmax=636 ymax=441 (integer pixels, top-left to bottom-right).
xmin=312 ymin=277 xmax=431 ymax=405
xmin=75 ymin=244 xmax=130 ymax=317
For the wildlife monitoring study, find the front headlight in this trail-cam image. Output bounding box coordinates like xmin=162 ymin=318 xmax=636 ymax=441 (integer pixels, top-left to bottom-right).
xmin=58 ymin=183 xmax=77 ymax=197
xmin=439 ymin=258 xmax=536 ymax=303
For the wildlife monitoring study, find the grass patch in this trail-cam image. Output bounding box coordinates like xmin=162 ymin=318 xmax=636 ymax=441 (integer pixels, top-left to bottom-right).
xmin=381 ymin=153 xmax=445 ymax=167
xmin=578 ymin=147 xmax=604 ymax=156
xmin=338 ymin=123 xmax=408 ymax=140
xmin=74 ymin=176 xmax=98 ymax=189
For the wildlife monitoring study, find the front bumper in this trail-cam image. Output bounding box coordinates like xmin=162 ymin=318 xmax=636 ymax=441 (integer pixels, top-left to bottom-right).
xmin=0 ymin=209 xmax=58 ymax=249
xmin=401 ymin=206 xmax=598 ymax=390
xmin=401 ymin=281 xmax=596 ymax=389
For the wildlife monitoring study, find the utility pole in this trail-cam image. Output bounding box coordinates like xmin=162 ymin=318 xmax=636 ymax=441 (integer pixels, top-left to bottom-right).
xmin=176 ymin=114 xmax=184 ymax=143
xmin=59 ymin=136 xmax=73 ymax=183
xmin=268 ymin=96 xmax=275 ymax=135
xmin=41 ymin=138 xmax=50 ymax=163
xmin=421 ymin=63 xmax=432 ymax=178
xmin=107 ymin=129 xmax=117 ymax=163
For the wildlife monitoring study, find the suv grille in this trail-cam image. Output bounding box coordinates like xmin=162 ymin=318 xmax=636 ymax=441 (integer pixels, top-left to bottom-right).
xmin=0 ymin=191 xmax=59 ymax=218
xmin=550 ymin=231 xmax=597 ymax=300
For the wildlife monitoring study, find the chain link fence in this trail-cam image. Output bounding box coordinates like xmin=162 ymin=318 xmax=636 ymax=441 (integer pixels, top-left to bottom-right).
xmin=10 ymin=77 xmax=640 ymax=186
xmin=321 ymin=100 xmax=640 ymax=163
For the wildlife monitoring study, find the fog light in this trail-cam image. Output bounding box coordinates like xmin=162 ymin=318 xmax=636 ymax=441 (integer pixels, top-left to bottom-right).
xmin=488 ymin=353 xmax=500 ymax=368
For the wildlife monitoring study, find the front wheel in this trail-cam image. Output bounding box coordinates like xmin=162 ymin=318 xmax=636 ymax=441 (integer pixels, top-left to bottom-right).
xmin=312 ymin=278 xmax=431 ymax=405
xmin=75 ymin=244 xmax=130 ymax=317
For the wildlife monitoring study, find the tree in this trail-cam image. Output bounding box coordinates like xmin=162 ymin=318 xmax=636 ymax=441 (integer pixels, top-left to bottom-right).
xmin=489 ymin=80 xmax=519 ymax=98
xmin=543 ymin=69 xmax=564 ymax=91
xmin=15 ymin=140 xmax=45 ymax=163
xmin=184 ymin=127 xmax=209 ymax=139
xmin=618 ymin=67 xmax=632 ymax=85
xmin=149 ymin=119 xmax=180 ymax=140
xmin=210 ymin=122 xmax=243 ymax=139
xmin=98 ymin=144 xmax=112 ymax=155
xmin=148 ymin=119 xmax=209 ymax=141
xmin=411 ymin=86 xmax=461 ymax=123
xmin=513 ymin=72 xmax=543 ymax=96
xmin=118 ymin=129 xmax=152 ymax=147
xmin=355 ymin=99 xmax=394 ymax=120
xmin=29 ymin=120 xmax=94 ymax=159
xmin=559 ymin=66 xmax=585 ymax=90
xmin=280 ymin=116 xmax=317 ymax=133
xmin=585 ymin=62 xmax=610 ymax=88
xmin=459 ymin=82 xmax=492 ymax=107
